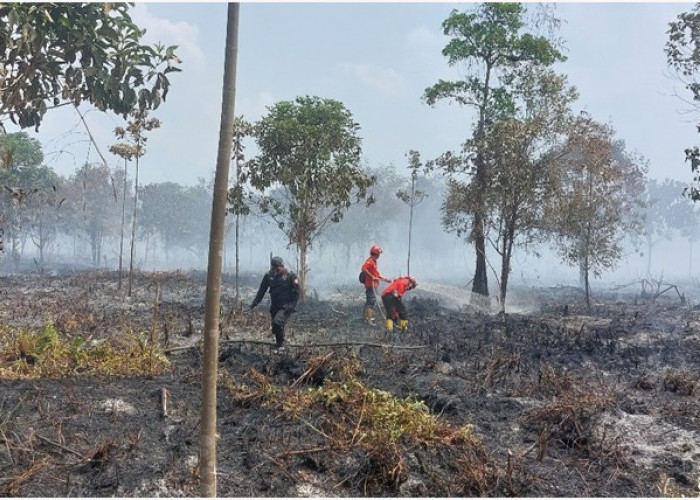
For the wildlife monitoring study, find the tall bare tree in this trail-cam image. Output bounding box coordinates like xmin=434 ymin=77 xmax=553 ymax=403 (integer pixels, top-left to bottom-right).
xmin=200 ymin=4 xmax=240 ymax=497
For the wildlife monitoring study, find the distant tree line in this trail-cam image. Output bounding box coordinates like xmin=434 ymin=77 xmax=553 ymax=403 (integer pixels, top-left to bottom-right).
xmin=3 ymin=2 xmax=700 ymax=313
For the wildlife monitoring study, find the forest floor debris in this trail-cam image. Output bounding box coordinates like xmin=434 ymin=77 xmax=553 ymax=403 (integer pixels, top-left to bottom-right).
xmin=0 ymin=270 xmax=699 ymax=496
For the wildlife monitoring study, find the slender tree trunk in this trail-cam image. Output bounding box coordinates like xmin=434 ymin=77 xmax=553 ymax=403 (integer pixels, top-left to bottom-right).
xmin=298 ymin=235 xmax=308 ymax=301
xmin=473 ymin=211 xmax=488 ymax=295
xmin=234 ymin=155 xmax=241 ymax=299
xmin=119 ymin=158 xmax=128 ymax=290
xmin=38 ymin=218 xmax=44 ymax=264
xmin=471 ymin=65 xmax=492 ymax=301
xmin=235 ymin=212 xmax=240 ymax=299
xmin=128 ymin=157 xmax=140 ymax=297
xmin=407 ymin=174 xmax=415 ymax=276
xmin=499 ymin=228 xmax=515 ymax=315
xmin=200 ymin=4 xmax=239 ymax=497
xmin=584 ymin=225 xmax=591 ymax=313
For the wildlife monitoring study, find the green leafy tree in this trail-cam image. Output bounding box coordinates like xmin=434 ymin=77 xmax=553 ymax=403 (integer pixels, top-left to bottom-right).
xmin=0 ymin=132 xmax=44 ymax=267
xmin=424 ymin=3 xmax=565 ymax=302
xmin=245 ymin=96 xmax=374 ymax=299
xmin=444 ymin=69 xmax=577 ymax=312
xmin=0 ymin=3 xmax=180 ymax=131
xmin=547 ymin=116 xmax=646 ymax=311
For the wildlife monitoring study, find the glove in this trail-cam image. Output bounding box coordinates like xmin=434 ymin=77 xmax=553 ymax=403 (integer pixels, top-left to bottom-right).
xmin=399 ymin=319 xmax=409 ymax=331
xmin=283 ymin=303 xmax=295 ymax=313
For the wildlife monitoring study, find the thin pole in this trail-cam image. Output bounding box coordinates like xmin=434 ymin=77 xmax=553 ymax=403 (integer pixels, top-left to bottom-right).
xmin=200 ymin=3 xmax=240 ymax=497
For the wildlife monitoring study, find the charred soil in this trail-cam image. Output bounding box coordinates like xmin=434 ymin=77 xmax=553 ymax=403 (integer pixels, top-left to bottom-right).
xmin=0 ymin=270 xmax=699 ymax=497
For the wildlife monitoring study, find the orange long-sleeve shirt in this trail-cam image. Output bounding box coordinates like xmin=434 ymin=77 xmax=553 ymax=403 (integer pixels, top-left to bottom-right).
xmin=361 ymin=256 xmax=381 ymax=288
xmin=381 ymin=276 xmax=413 ymax=298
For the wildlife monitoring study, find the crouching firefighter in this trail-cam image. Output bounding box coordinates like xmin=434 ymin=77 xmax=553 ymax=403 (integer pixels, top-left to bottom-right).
xmin=360 ymin=245 xmax=391 ymax=325
xmin=249 ymin=256 xmax=300 ymax=351
xmin=381 ymin=276 xmax=417 ymax=332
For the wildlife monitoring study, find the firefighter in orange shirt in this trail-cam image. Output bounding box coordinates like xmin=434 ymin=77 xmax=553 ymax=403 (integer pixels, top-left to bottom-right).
xmin=381 ymin=276 xmax=418 ymax=331
xmin=361 ymin=245 xmax=391 ymax=325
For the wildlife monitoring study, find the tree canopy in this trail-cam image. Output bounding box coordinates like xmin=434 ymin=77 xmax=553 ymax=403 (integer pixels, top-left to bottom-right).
xmin=424 ymin=3 xmax=566 ymax=301
xmin=0 ymin=3 xmax=180 ymax=131
xmin=240 ymin=95 xmax=374 ymax=299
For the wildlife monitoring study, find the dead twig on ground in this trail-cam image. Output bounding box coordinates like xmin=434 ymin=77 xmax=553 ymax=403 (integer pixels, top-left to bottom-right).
xmin=291 ymin=352 xmax=334 ymax=388
xmin=1 ymin=458 xmax=48 ymax=496
xmin=165 ymin=340 xmax=428 ymax=354
xmin=36 ymin=433 xmax=84 ymax=458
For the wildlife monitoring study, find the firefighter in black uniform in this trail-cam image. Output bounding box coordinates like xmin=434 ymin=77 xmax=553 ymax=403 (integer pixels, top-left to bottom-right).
xmin=249 ymin=256 xmax=300 ymax=351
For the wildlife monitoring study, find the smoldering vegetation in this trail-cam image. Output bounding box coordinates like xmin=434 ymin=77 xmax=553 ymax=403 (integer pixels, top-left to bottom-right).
xmin=0 ymin=270 xmax=699 ymax=496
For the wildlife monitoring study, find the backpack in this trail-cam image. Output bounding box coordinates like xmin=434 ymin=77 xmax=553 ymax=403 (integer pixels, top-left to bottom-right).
xmin=358 ymin=270 xmax=366 ymax=284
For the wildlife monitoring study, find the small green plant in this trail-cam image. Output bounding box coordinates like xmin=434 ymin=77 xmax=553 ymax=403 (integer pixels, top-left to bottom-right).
xmin=222 ymin=352 xmax=489 ymax=494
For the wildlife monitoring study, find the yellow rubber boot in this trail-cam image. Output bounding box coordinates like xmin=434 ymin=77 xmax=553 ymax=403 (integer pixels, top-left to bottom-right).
xmin=399 ymin=319 xmax=409 ymax=331
xmin=385 ymin=319 xmax=393 ymax=332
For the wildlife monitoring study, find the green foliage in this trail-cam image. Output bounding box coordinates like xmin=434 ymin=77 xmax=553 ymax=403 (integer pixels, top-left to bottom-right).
xmin=425 ymin=3 xmax=566 ymax=297
xmin=442 ymin=67 xmax=577 ymax=309
xmin=227 ymin=116 xmax=255 ymax=217
xmin=248 ymin=96 xmax=372 ymax=219
xmin=242 ymin=95 xmax=375 ymax=296
xmin=0 ymin=132 xmax=65 ymax=265
xmin=666 ymin=5 xmax=700 ymax=201
xmin=224 ymin=352 xmax=477 ymax=447
xmin=0 ymin=323 xmax=170 ymax=378
xmin=424 ymin=3 xmax=565 ymax=121
xmin=0 ymin=132 xmax=43 ymax=170
xmin=0 ymin=3 xmax=181 ymax=130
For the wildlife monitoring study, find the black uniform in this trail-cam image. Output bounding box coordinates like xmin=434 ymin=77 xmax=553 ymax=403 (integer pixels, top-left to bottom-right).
xmin=250 ymin=269 xmax=300 ymax=347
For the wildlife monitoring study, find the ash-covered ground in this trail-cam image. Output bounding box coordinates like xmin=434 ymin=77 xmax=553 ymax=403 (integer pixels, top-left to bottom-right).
xmin=0 ymin=270 xmax=699 ymax=496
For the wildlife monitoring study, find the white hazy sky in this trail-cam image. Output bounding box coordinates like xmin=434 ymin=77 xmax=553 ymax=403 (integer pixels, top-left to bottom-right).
xmin=21 ymin=2 xmax=700 ymax=188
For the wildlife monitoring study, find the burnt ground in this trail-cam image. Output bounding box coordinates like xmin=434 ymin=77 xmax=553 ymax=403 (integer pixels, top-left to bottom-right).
xmin=0 ymin=270 xmax=699 ymax=497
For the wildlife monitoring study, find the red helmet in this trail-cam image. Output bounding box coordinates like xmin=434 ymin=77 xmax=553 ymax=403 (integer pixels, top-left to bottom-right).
xmin=370 ymin=245 xmax=382 ymax=256
xmin=407 ymin=276 xmax=417 ymax=288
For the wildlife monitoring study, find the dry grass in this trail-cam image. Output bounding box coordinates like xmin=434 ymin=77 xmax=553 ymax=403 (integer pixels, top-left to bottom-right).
xmin=662 ymin=368 xmax=698 ymax=396
xmin=526 ymin=364 xmax=617 ymax=456
xmin=222 ymin=351 xmax=493 ymax=495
